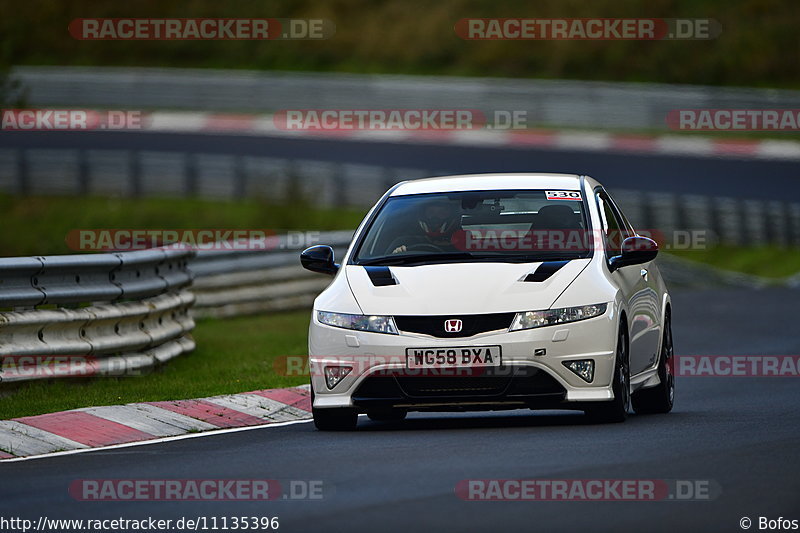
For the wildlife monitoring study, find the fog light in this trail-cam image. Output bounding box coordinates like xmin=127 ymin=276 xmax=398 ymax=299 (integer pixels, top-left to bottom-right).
xmin=324 ymin=365 xmax=352 ymax=389
xmin=562 ymin=360 xmax=594 ymax=383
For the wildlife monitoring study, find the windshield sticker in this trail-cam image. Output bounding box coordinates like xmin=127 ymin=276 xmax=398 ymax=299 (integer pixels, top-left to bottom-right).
xmin=546 ymin=190 xmax=582 ymax=201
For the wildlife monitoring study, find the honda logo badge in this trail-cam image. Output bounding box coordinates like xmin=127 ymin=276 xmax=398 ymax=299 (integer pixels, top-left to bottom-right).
xmin=444 ymin=319 xmax=463 ymax=333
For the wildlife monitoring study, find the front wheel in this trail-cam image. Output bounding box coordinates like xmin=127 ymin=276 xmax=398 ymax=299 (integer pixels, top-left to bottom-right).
xmin=311 ymin=385 xmax=358 ymax=431
xmin=313 ymin=408 xmax=358 ymax=431
xmin=367 ymin=409 xmax=407 ymax=422
xmin=632 ymin=310 xmax=675 ymax=414
xmin=585 ymin=325 xmax=630 ymax=424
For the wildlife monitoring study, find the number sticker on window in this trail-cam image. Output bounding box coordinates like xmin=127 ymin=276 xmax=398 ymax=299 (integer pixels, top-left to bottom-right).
xmin=545 ymin=190 xmax=582 ymax=201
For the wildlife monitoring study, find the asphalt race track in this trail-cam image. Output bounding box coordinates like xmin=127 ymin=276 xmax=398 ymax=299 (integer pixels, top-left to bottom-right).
xmin=3 ymin=286 xmax=799 ymax=533
xmin=1 ymin=130 xmax=798 ymax=199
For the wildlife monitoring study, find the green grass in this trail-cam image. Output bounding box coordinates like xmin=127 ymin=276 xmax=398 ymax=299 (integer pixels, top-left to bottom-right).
xmin=666 ymin=246 xmax=800 ymax=279
xmin=0 ymin=194 xmax=367 ymax=256
xmin=0 ymin=312 xmax=311 ymax=420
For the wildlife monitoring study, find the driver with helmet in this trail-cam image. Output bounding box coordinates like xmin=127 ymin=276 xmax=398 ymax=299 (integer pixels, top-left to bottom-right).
xmin=389 ymin=199 xmax=461 ymax=254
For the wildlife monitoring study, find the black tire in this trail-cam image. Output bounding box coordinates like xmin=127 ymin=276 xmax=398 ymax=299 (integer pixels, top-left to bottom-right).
xmin=311 ymin=384 xmax=358 ymax=431
xmin=585 ymin=325 xmax=630 ymax=424
xmin=632 ymin=309 xmax=675 ymax=414
xmin=367 ymin=409 xmax=408 ymax=422
xmin=313 ymin=408 xmax=358 ymax=431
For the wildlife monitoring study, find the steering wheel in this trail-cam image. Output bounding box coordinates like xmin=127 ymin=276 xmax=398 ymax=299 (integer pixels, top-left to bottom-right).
xmin=405 ymin=243 xmax=443 ymax=253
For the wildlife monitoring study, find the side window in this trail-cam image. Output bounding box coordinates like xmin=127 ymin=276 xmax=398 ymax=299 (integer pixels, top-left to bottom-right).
xmin=596 ymin=191 xmax=627 ymax=260
xmin=605 ymin=192 xmax=635 ymax=234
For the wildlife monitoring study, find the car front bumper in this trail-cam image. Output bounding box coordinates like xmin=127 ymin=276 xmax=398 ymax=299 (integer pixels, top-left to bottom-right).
xmin=309 ymin=310 xmax=618 ymax=411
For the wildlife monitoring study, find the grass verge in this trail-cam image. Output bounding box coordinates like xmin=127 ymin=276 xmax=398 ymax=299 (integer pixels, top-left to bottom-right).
xmin=0 ymin=194 xmax=367 ymax=257
xmin=666 ymin=246 xmax=800 ymax=279
xmin=0 ymin=312 xmax=311 ymax=420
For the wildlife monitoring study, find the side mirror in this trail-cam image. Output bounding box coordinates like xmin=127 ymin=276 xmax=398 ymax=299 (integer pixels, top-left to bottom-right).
xmin=300 ymin=245 xmax=339 ymax=275
xmin=609 ymin=236 xmax=658 ymax=271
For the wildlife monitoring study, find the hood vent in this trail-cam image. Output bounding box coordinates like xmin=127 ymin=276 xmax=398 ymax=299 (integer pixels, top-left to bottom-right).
xmin=364 ymin=266 xmax=398 ymax=287
xmin=523 ymin=260 xmax=570 ymax=282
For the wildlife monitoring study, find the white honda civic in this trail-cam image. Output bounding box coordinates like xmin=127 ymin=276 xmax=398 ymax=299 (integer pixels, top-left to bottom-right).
xmin=301 ymin=173 xmax=673 ymax=430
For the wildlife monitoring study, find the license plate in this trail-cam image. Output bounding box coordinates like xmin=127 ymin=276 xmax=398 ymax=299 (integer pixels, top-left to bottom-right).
xmin=405 ymin=346 xmax=502 ymax=369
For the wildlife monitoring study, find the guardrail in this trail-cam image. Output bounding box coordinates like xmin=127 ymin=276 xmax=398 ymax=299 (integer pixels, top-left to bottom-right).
xmin=0 ymin=248 xmax=195 ymax=383
xmin=12 ymin=66 xmax=800 ymax=130
xmin=189 ymin=231 xmax=353 ymax=318
xmin=2 ymin=148 xmax=797 ymax=248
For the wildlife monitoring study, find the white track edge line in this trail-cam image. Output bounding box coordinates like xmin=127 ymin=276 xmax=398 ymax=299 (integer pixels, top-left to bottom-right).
xmin=0 ymin=417 xmax=314 ymax=463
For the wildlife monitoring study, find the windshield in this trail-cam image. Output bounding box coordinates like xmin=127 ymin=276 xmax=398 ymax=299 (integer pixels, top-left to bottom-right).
xmin=352 ymin=189 xmax=592 ymax=266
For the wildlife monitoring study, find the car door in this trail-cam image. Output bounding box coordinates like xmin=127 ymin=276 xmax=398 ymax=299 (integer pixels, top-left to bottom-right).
xmin=595 ymin=189 xmax=660 ymax=376
xmin=605 ymin=190 xmax=663 ymax=375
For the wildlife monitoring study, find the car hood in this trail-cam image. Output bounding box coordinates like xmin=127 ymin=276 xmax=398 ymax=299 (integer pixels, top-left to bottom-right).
xmin=345 ymin=259 xmax=591 ymax=316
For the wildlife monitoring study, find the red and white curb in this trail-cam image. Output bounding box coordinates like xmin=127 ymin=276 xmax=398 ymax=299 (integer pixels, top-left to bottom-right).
xmin=140 ymin=111 xmax=800 ymax=161
xmin=0 ymin=385 xmax=312 ymax=460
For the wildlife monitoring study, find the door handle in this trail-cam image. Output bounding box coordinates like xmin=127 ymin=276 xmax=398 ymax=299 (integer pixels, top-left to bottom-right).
xmin=640 ymin=268 xmax=648 ymax=281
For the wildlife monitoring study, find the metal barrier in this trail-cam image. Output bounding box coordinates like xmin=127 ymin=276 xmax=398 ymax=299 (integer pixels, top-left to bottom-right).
xmin=190 ymin=231 xmax=353 ymax=318
xmin=12 ymin=66 xmax=800 ymax=130
xmin=0 ymin=248 xmax=195 ymax=383
xmin=2 ymin=148 xmax=797 ymax=248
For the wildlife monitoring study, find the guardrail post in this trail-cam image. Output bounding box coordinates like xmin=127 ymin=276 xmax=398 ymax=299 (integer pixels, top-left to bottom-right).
xmin=779 ymin=202 xmax=792 ymax=248
xmin=708 ymin=197 xmax=723 ymax=246
xmin=289 ymin=160 xmax=302 ymax=202
xmin=234 ymin=155 xmax=246 ymax=199
xmin=736 ymin=199 xmax=749 ymax=247
xmin=129 ymin=151 xmax=142 ymax=197
xmin=764 ymin=201 xmax=777 ymax=246
xmin=184 ymin=153 xmax=198 ymax=196
xmin=675 ymin=194 xmax=689 ymax=233
xmin=77 ymin=149 xmax=90 ymax=195
xmin=641 ymin=193 xmax=655 ymax=238
xmin=333 ymin=163 xmax=346 ymax=207
xmin=789 ymin=203 xmax=800 ymax=247
xmin=383 ymin=167 xmax=396 ymax=193
xmin=16 ymin=148 xmax=29 ymax=195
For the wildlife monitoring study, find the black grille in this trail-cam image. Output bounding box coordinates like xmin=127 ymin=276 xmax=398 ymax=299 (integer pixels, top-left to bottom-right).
xmin=394 ymin=313 xmax=515 ymax=338
xmin=396 ymin=376 xmax=510 ymax=397
xmin=351 ymin=366 xmax=566 ymax=403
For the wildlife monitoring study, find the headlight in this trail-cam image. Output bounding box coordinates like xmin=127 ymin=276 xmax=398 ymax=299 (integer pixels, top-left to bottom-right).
xmin=509 ymin=303 xmax=608 ymax=331
xmin=317 ymin=311 xmax=399 ymax=335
